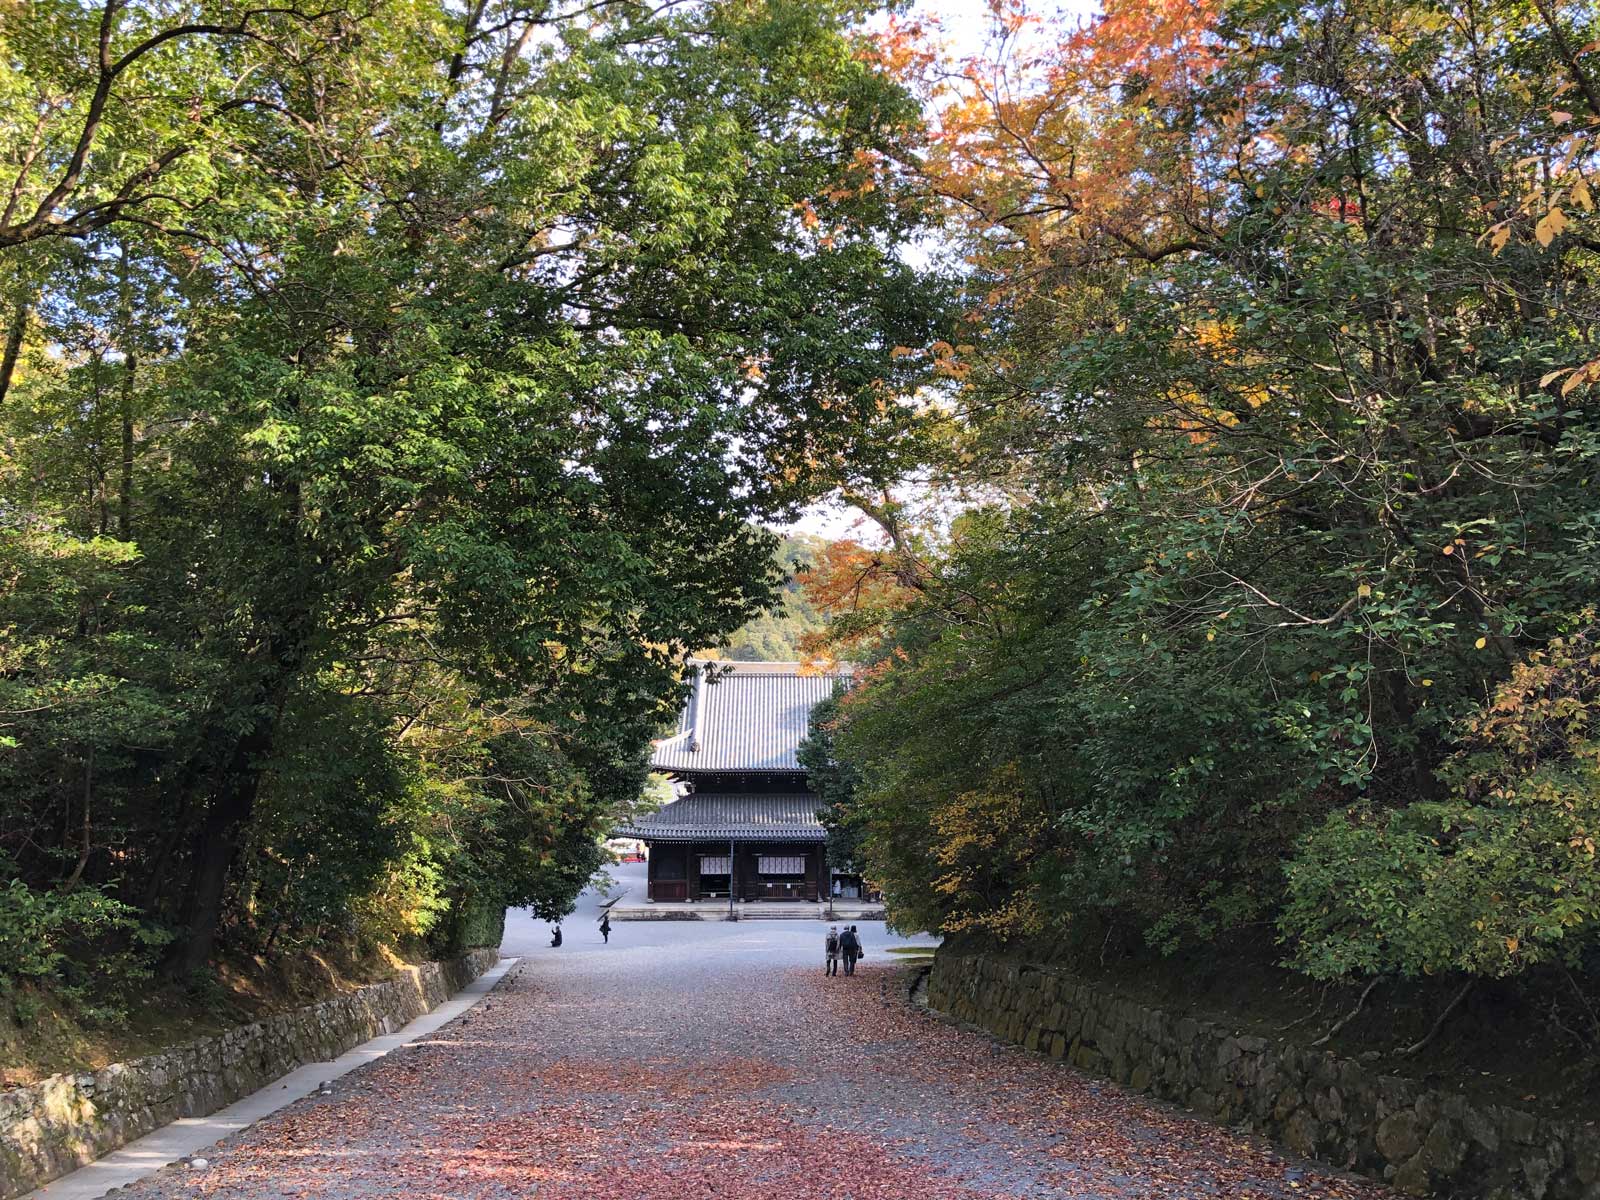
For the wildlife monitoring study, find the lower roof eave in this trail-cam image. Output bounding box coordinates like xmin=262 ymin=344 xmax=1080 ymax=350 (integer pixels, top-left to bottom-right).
xmin=615 ymin=827 xmax=827 ymax=844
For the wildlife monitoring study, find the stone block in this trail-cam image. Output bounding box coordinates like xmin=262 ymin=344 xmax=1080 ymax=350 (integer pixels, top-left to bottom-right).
xmin=922 ymin=949 xmax=1600 ymax=1200
xmin=1522 ymin=1147 xmax=1555 ymax=1200
xmin=1501 ymin=1108 xmax=1540 ymax=1146
xmin=1463 ymin=1106 xmax=1502 ymax=1157
xmin=1393 ymin=1151 xmax=1432 ymax=1197
xmin=1423 ymin=1118 xmax=1467 ymax=1176
xmin=1573 ymin=1131 xmax=1600 ymax=1185
xmin=1284 ymin=1109 xmax=1320 ymax=1158
xmin=1378 ymin=1111 xmax=1424 ymax=1165
xmin=1273 ymin=1086 xmax=1303 ymax=1123
xmin=1311 ymin=1087 xmax=1344 ymax=1125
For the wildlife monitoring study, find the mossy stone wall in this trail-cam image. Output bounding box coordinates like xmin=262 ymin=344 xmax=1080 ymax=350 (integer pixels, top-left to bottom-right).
xmin=928 ymin=951 xmax=1599 ymax=1200
xmin=0 ymin=948 xmax=498 ymax=1199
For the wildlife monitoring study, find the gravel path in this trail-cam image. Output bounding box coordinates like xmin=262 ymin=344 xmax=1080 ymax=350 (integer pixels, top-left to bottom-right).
xmin=115 ymin=883 xmax=1392 ymax=1200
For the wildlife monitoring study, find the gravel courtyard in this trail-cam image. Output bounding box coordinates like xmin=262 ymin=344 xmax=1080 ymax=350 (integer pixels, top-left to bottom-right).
xmin=111 ymin=869 xmax=1392 ymax=1200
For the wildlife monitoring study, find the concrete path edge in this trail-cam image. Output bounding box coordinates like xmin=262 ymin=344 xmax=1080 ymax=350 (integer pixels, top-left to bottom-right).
xmin=21 ymin=956 xmax=521 ymax=1200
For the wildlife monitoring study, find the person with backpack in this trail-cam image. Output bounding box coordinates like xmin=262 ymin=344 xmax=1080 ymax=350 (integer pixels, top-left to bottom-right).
xmin=824 ymin=926 xmax=841 ymax=975
xmin=840 ymin=925 xmax=863 ymax=975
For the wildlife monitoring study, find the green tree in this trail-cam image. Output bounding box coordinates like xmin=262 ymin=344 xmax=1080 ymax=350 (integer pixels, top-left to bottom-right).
xmin=0 ymin=0 xmax=943 ymax=989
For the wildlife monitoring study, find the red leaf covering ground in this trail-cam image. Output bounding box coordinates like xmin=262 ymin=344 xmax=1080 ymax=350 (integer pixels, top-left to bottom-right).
xmin=109 ymin=944 xmax=1394 ymax=1200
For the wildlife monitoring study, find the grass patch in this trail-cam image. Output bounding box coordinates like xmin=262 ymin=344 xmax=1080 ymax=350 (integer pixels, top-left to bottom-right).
xmin=885 ymin=946 xmax=940 ymax=956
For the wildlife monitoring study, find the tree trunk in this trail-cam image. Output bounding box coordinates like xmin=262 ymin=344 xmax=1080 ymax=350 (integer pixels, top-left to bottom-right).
xmin=117 ymin=242 xmax=136 ymax=539
xmin=164 ymin=721 xmax=275 ymax=977
xmin=119 ymin=365 xmax=135 ymax=539
xmin=0 ymin=292 xmax=27 ymax=407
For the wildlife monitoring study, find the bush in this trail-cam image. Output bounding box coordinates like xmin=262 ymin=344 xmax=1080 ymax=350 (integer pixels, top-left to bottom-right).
xmin=0 ymin=877 xmax=167 ymax=1009
xmin=430 ymin=893 xmax=506 ymax=957
xmin=1282 ymin=619 xmax=1600 ymax=980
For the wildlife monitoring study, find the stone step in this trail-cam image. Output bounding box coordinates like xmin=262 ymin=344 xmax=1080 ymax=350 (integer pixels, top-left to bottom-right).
xmin=609 ymin=903 xmax=887 ymax=922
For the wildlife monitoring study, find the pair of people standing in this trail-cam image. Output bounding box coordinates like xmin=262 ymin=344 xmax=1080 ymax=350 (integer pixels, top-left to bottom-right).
xmin=824 ymin=924 xmax=863 ymax=976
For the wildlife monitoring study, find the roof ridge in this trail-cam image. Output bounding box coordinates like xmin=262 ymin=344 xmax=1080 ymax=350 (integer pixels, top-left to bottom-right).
xmin=688 ymin=658 xmax=851 ymax=676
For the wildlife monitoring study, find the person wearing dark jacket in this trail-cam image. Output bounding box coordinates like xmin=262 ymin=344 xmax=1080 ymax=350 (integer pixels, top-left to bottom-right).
xmin=840 ymin=925 xmax=863 ymax=975
xmin=550 ymin=926 xmax=562 ymax=948
xmin=600 ymin=913 xmax=612 ymax=944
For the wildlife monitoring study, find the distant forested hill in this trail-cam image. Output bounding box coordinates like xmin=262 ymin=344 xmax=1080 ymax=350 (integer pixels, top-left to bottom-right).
xmin=718 ymin=534 xmax=829 ymax=662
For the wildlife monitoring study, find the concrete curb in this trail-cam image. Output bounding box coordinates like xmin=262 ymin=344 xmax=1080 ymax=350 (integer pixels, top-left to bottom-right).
xmin=21 ymin=956 xmax=521 ymax=1200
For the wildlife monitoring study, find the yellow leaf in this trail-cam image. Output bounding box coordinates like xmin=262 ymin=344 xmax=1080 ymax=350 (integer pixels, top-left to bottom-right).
xmin=1574 ymin=177 xmax=1594 ymax=212
xmin=1535 ymin=207 xmax=1569 ymax=247
xmin=1476 ymin=636 xmax=1488 ymax=649
xmin=1357 ymin=583 xmax=1371 ymax=597
xmin=1442 ymin=544 xmax=1455 ymax=556
xmin=1421 ymin=678 xmax=1433 ymax=687
xmin=1552 ymin=110 xmax=1574 ymax=125
xmin=1541 ymin=367 xmax=1572 ymax=388
xmin=1505 ymin=936 xmax=1519 ymax=954
xmin=1489 ymin=224 xmax=1511 ymax=255
xmin=1206 ymin=630 xmax=1216 ymax=642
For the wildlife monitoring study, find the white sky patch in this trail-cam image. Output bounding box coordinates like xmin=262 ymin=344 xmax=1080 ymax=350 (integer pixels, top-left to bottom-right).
xmin=913 ymin=0 xmax=1099 ymax=57
xmin=779 ymin=500 xmax=880 ymax=541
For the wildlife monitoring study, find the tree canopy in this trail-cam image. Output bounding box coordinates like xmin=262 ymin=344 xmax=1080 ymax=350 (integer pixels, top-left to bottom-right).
xmin=0 ymin=0 xmax=945 ymax=994
xmin=802 ymin=0 xmax=1600 ymax=986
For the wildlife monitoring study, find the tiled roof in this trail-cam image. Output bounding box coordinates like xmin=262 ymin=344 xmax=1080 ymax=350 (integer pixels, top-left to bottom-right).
xmin=616 ymin=793 xmax=827 ymax=843
xmin=650 ymin=661 xmax=846 ymax=774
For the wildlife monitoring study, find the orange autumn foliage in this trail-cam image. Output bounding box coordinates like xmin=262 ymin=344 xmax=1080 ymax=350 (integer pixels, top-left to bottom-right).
xmin=895 ymin=0 xmax=1229 ymax=294
xmin=796 ymin=539 xmax=921 ymax=660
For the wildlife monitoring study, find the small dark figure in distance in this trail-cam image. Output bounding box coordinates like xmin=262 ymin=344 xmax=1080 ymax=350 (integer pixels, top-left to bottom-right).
xmin=550 ymin=926 xmax=562 ymax=948
xmin=841 ymin=925 xmax=862 ymax=975
xmin=825 ymin=926 xmax=841 ymax=976
xmin=600 ymin=913 xmax=612 ymax=944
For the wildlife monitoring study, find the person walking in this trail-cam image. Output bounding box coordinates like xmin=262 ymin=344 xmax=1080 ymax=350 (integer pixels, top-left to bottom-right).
xmin=825 ymin=925 xmax=841 ymax=976
xmin=600 ymin=912 xmax=612 ymax=944
xmin=840 ymin=925 xmax=862 ymax=975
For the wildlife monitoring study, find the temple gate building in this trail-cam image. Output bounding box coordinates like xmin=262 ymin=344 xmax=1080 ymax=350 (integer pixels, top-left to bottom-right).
xmin=620 ymin=660 xmax=846 ymax=907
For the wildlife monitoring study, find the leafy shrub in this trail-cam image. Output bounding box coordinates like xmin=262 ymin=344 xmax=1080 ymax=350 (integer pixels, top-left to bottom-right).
xmin=0 ymin=876 xmax=168 ymax=1009
xmin=430 ymin=893 xmax=507 ymax=957
xmin=1283 ymin=618 xmax=1600 ymax=979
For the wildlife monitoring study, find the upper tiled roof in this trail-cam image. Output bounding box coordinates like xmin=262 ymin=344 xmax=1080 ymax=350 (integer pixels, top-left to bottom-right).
xmin=649 ymin=661 xmax=846 ymax=774
xmin=616 ymin=793 xmax=826 ymax=842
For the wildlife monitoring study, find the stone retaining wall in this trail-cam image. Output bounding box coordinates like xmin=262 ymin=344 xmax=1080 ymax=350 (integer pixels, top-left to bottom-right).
xmin=0 ymin=948 xmax=499 ymax=1199
xmin=928 ymin=952 xmax=1600 ymax=1200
